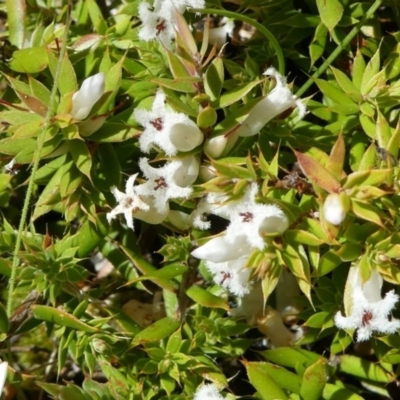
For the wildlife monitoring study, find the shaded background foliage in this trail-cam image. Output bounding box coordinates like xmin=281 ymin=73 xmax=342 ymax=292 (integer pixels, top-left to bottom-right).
xmin=1 ymin=0 xmax=400 ymax=399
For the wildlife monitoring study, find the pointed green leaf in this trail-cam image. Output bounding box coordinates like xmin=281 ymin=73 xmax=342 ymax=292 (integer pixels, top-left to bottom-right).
xmin=244 ymin=361 xmax=288 ymax=400
xmin=132 ymin=317 xmax=180 ymax=346
xmin=186 ymin=286 xmax=229 ymax=310
xmin=316 ymin=0 xmax=344 ymax=32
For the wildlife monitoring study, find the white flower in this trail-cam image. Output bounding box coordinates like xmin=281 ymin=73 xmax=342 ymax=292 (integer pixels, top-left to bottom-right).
xmin=193 ymin=383 xmax=224 ymax=400
xmin=235 ymin=67 xmax=306 ymax=137
xmin=133 ymin=196 xmax=170 ymax=225
xmin=138 ymin=2 xmax=176 ymax=47
xmin=323 ymin=193 xmax=346 ymax=225
xmin=191 ymin=234 xmax=251 ymax=263
xmin=107 ymin=174 xmax=150 ymax=230
xmin=0 ymin=361 xmax=8 ymax=397
xmin=138 ymin=0 xmax=205 ymax=47
xmin=206 ymin=255 xmax=253 ymax=297
xmin=70 ymin=72 xmax=105 ymax=120
xmin=334 ymin=265 xmax=400 ymax=342
xmin=208 ymin=18 xmax=235 ymax=49
xmin=136 ymin=158 xmax=193 ymax=214
xmin=134 ymin=90 xmax=203 ymax=156
xmin=4 ymin=158 xmax=17 ymax=175
xmin=225 ymin=183 xmax=289 ymax=249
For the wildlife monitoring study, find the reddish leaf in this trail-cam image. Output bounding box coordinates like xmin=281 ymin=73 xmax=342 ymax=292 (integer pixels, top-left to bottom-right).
xmin=294 ymin=150 xmax=341 ymax=193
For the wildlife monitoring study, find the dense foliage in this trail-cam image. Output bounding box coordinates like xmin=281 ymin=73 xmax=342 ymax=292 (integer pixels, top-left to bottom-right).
xmin=2 ymin=0 xmax=400 ymax=399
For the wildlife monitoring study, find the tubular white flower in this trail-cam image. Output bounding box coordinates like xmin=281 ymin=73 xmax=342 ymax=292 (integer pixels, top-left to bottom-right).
xmin=323 ymin=193 xmax=346 ymax=225
xmin=235 ymin=67 xmax=306 ymax=137
xmin=193 ymin=383 xmax=224 ymax=400
xmin=134 ymin=90 xmax=203 ymax=156
xmin=191 ymin=235 xmax=251 ymax=263
xmin=206 ymin=255 xmax=253 ymax=297
xmin=225 ymin=183 xmax=289 ymax=249
xmin=0 ymin=361 xmax=7 ymax=397
xmin=107 ymin=174 xmax=150 ymax=230
xmin=334 ymin=265 xmax=400 ymax=342
xmin=136 ymin=158 xmax=193 ymax=214
xmin=70 ymin=72 xmax=105 ymax=120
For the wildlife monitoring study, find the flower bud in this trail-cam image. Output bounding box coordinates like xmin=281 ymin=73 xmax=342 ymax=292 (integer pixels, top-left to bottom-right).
xmin=70 ymin=72 xmax=105 ymax=120
xmin=323 ymin=193 xmax=346 ymax=225
xmin=169 ymin=118 xmax=203 ymax=152
xmin=204 ymin=135 xmax=228 ymax=159
xmin=172 ymin=155 xmax=199 ymax=187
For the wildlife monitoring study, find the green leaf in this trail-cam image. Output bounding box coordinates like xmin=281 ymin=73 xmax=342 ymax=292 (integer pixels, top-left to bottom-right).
xmin=310 ymin=23 xmax=328 ymax=67
xmin=6 ymin=0 xmax=26 ymax=48
xmin=257 ymin=362 xmax=302 ymax=394
xmin=86 ymin=0 xmax=108 ymax=34
xmin=0 ymin=303 xmax=9 ymax=333
xmin=125 ymin=263 xmax=188 ymax=286
xmin=361 ymin=48 xmax=381 ymax=95
xmin=343 ymin=169 xmax=392 ymax=190
xmin=205 ymin=58 xmax=224 ymax=101
xmin=69 ymin=139 xmax=92 ymax=180
xmin=120 ymin=245 xmax=177 ymax=292
xmin=323 ymin=383 xmax=364 ymax=400
xmin=9 ymin=47 xmax=49 ymax=73
xmin=214 ymin=80 xmax=261 ymax=109
xmin=339 ymin=355 xmax=393 ymax=383
xmin=32 ymin=305 xmax=98 ymax=332
xmin=314 ymin=79 xmax=358 ymax=114
xmin=352 ymin=48 xmax=366 ymax=90
xmin=317 ymin=0 xmax=344 ymax=32
xmin=244 ymin=361 xmax=288 ymax=400
xmin=330 ymin=67 xmax=362 ymax=102
xmin=186 ymin=286 xmax=229 ymax=310
xmin=260 ymin=348 xmax=322 ymax=370
xmin=300 ymin=359 xmax=328 ymax=400
xmin=351 ymin=198 xmax=384 ymax=227
xmin=131 ymin=317 xmax=181 ymax=346
xmin=285 ymin=230 xmax=324 ymax=246
xmin=89 ymin=122 xmax=140 ymax=142
xmin=48 ymin=51 xmax=77 ymax=96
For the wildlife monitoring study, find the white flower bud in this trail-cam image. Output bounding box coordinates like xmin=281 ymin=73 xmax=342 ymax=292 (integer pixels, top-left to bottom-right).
xmin=204 ymin=135 xmax=228 ymax=158
xmin=172 ymin=155 xmax=200 ymax=187
xmin=323 ymin=193 xmax=346 ymax=225
xmin=71 ymin=72 xmax=105 ymax=120
xmin=168 ymin=210 xmax=191 ymax=231
xmin=169 ymin=119 xmax=203 ymax=153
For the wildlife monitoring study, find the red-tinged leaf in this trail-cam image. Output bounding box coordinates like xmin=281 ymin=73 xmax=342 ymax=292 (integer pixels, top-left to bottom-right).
xmin=174 ymin=8 xmax=197 ymax=56
xmin=15 ymin=90 xmax=47 ymax=117
xmin=294 ymin=150 xmax=341 ymax=193
xmin=327 ymin=134 xmax=345 ymax=180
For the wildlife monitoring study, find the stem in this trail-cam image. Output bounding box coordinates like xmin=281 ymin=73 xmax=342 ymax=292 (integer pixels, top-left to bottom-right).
xmin=296 ymin=0 xmax=384 ymax=97
xmin=7 ymin=4 xmax=72 ymax=317
xmin=192 ymin=8 xmax=285 ymax=75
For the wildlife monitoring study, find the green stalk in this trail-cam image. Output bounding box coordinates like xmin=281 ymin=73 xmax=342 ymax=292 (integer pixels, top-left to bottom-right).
xmin=296 ymin=0 xmax=384 ymax=97
xmin=192 ymin=8 xmax=285 ymax=75
xmin=7 ymin=4 xmax=72 ymax=317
